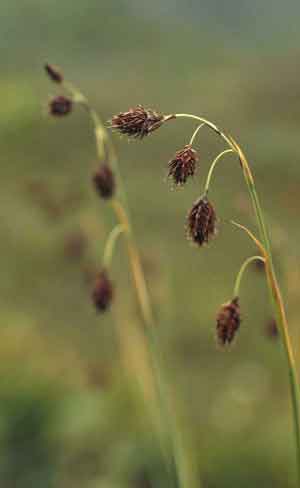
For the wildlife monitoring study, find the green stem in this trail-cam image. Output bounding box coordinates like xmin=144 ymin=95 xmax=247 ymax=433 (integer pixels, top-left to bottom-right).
xmin=204 ymin=149 xmax=234 ymax=194
xmin=174 ymin=112 xmax=300 ymax=486
xmin=189 ymin=123 xmax=205 ymax=146
xmin=175 ymin=113 xmax=232 ymax=146
xmin=233 ymin=255 xmax=265 ymax=298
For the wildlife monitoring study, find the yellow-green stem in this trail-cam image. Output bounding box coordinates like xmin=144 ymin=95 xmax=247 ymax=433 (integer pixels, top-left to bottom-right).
xmin=103 ymin=224 xmax=125 ymax=268
xmin=189 ymin=123 xmax=205 ymax=146
xmin=175 ymin=113 xmax=300 ymax=486
xmin=204 ymin=149 xmax=234 ymax=194
xmin=110 ymin=199 xmax=154 ymax=326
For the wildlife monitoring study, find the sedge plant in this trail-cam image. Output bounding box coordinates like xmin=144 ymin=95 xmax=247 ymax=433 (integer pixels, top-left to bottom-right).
xmin=110 ymin=103 xmax=300 ymax=485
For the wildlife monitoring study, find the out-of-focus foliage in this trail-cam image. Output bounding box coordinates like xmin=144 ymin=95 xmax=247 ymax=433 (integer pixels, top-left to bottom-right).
xmin=1 ymin=1 xmax=300 ymax=486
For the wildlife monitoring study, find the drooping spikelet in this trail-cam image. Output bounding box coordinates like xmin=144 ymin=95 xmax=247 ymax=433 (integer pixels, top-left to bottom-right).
xmin=93 ymin=165 xmax=116 ymax=200
xmin=168 ymin=145 xmax=198 ymax=186
xmin=111 ymin=105 xmax=165 ymax=139
xmin=49 ymin=95 xmax=72 ymax=117
xmin=45 ymin=63 xmax=63 ymax=83
xmin=187 ymin=197 xmax=217 ymax=246
xmin=216 ymin=297 xmax=241 ymax=346
xmin=92 ymin=269 xmax=114 ymax=312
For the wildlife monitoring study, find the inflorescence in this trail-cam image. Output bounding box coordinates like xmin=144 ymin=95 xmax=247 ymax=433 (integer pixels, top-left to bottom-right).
xmin=187 ymin=196 xmax=217 ymax=246
xmin=111 ymin=105 xmax=167 ymax=139
xmin=93 ymin=164 xmax=116 ymax=200
xmin=92 ymin=269 xmax=114 ymax=312
xmin=168 ymin=145 xmax=198 ymax=186
xmin=49 ymin=95 xmax=73 ymax=117
xmin=110 ymin=104 xmax=270 ymax=347
xmin=216 ymin=298 xmax=241 ymax=346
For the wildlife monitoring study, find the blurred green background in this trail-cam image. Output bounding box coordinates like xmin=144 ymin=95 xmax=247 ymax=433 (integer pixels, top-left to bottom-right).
xmin=2 ymin=1 xmax=300 ymax=486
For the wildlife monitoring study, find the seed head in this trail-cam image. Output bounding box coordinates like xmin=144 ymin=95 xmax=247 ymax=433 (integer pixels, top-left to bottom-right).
xmin=45 ymin=63 xmax=63 ymax=83
xmin=216 ymin=297 xmax=241 ymax=346
xmin=93 ymin=164 xmax=116 ymax=200
xmin=168 ymin=145 xmax=198 ymax=186
xmin=92 ymin=269 xmax=113 ymax=312
xmin=111 ymin=105 xmax=165 ymax=139
xmin=49 ymin=95 xmax=72 ymax=117
xmin=187 ymin=197 xmax=217 ymax=246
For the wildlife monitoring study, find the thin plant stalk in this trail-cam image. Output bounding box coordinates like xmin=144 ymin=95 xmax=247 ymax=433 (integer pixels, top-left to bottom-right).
xmin=189 ymin=123 xmax=205 ymax=146
xmin=233 ymin=255 xmax=265 ymax=298
xmin=174 ymin=112 xmax=300 ymax=484
xmin=203 ymin=148 xmax=234 ymax=194
xmin=102 ymin=224 xmax=125 ymax=268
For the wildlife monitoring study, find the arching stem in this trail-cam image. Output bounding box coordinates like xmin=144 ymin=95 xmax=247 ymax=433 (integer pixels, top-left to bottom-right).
xmin=204 ymin=149 xmax=234 ymax=194
xmin=189 ymin=123 xmax=205 ymax=146
xmin=233 ymin=255 xmax=265 ymax=298
xmin=230 ymin=221 xmax=268 ymax=259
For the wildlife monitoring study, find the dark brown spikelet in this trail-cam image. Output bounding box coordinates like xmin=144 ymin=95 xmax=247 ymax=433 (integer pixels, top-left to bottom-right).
xmin=49 ymin=95 xmax=72 ymax=117
xmin=216 ymin=297 xmax=241 ymax=346
xmin=187 ymin=197 xmax=217 ymax=246
xmin=168 ymin=145 xmax=198 ymax=186
xmin=111 ymin=105 xmax=164 ymax=139
xmin=45 ymin=63 xmax=63 ymax=83
xmin=93 ymin=165 xmax=115 ymax=200
xmin=92 ymin=269 xmax=113 ymax=312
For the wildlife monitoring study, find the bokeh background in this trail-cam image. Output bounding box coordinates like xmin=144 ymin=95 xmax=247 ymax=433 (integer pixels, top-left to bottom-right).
xmin=2 ymin=1 xmax=300 ymax=486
